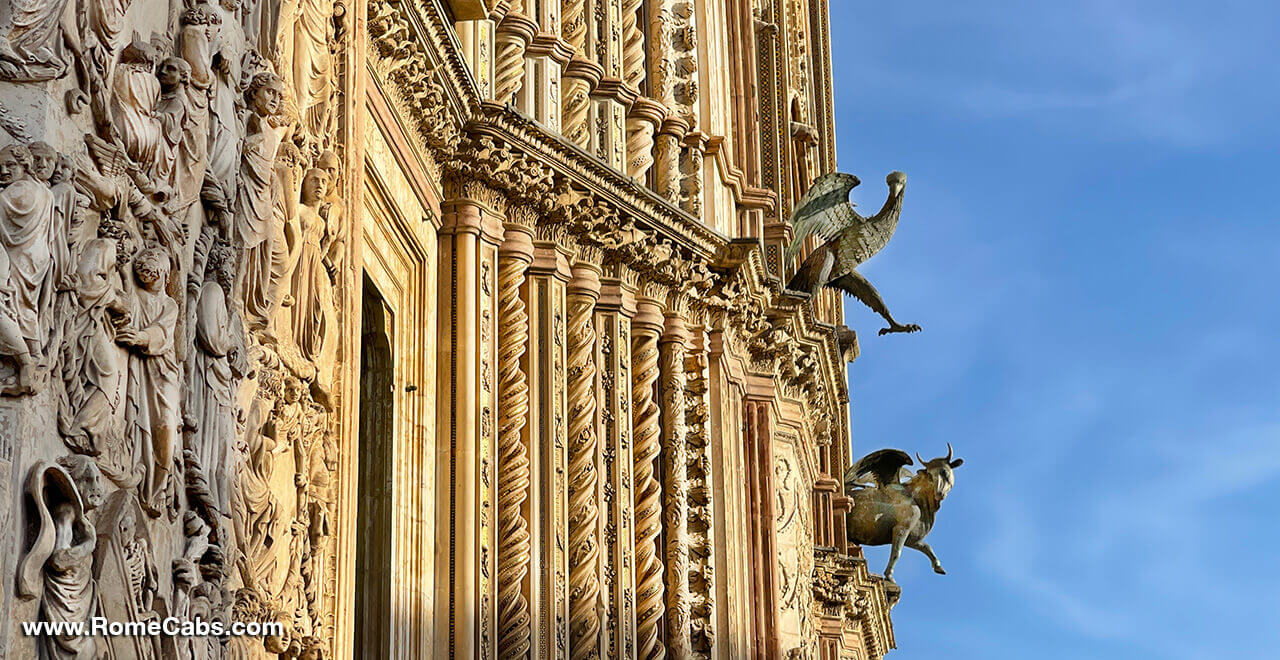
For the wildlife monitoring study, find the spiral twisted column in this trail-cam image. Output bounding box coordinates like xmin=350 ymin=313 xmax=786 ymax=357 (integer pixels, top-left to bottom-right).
xmin=621 ymin=0 xmax=646 ymax=91
xmin=560 ymin=0 xmax=602 ymax=147
xmin=567 ymin=251 xmax=603 ymax=660
xmin=496 ymin=216 xmax=535 ymax=660
xmin=659 ymin=308 xmax=692 ymax=659
xmin=627 ymin=98 xmax=665 ymax=182
xmin=631 ymin=294 xmax=666 ymax=660
xmin=653 ymin=116 xmax=689 ymax=204
xmin=495 ymin=2 xmax=538 ymax=104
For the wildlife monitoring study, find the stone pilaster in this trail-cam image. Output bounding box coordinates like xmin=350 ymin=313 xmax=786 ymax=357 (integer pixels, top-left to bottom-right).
xmin=685 ymin=320 xmax=716 ymax=659
xmin=660 ymin=300 xmax=692 ymax=659
xmin=436 ymin=181 xmax=507 ymax=659
xmin=497 ymin=209 xmax=536 ymax=660
xmin=528 ymin=225 xmax=574 ymax=658
xmin=596 ymin=262 xmax=639 ymax=658
xmin=567 ymin=245 xmax=603 ymax=660
xmin=630 ymin=292 xmax=665 ymax=660
xmin=457 ymin=18 xmax=497 ymax=100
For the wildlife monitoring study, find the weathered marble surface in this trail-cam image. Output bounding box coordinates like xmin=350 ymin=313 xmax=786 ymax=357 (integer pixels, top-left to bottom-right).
xmin=0 ymin=0 xmax=345 ymax=653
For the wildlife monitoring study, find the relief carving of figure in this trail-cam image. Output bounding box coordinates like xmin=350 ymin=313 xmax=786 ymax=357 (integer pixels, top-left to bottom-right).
xmin=29 ymin=143 xmax=85 ymax=273
xmin=206 ymin=0 xmax=247 ymax=195
xmin=111 ymin=39 xmax=166 ymax=181
xmin=85 ymin=0 xmax=136 ymax=76
xmin=0 ymin=143 xmax=66 ymax=394
xmin=235 ymin=71 xmax=286 ymax=332
xmin=291 ymin=0 xmax=336 ymax=143
xmin=186 ymin=243 xmax=240 ymax=517
xmin=173 ymin=4 xmax=218 ymax=258
xmin=317 ymin=150 xmax=344 ymax=278
xmin=0 ymin=0 xmax=83 ymax=81
xmin=15 ymin=461 xmax=99 ymax=659
xmin=118 ymin=246 xmax=181 ymax=516
xmin=94 ymin=493 xmax=162 ymax=659
xmin=57 ymin=238 xmax=128 ymax=455
xmin=231 ymin=391 xmax=284 ymax=593
xmin=288 ymin=167 xmax=333 ymax=365
xmin=156 ymin=57 xmax=193 ymax=202
xmin=264 ymin=141 xmax=304 ymax=343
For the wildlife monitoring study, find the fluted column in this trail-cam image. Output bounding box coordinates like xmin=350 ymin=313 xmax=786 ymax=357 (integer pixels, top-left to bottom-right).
xmin=497 ymin=210 xmax=536 ymax=660
xmin=528 ymin=226 xmax=573 ymax=658
xmin=597 ymin=262 xmax=639 ymax=658
xmin=685 ymin=321 xmax=716 ymax=658
xmin=660 ymin=304 xmax=692 ymax=659
xmin=631 ymin=293 xmax=666 ymax=660
xmin=436 ymin=181 xmax=506 ymax=659
xmin=567 ymin=247 xmax=604 ymax=660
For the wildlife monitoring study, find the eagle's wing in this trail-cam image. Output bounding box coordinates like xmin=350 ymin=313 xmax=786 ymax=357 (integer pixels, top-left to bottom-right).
xmin=845 ymin=449 xmax=913 ymax=489
xmin=785 ymin=173 xmax=863 ymax=265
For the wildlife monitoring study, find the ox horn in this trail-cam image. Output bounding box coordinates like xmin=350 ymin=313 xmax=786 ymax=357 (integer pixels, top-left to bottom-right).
xmin=915 ymin=452 xmax=925 ymax=465
xmin=946 ymin=442 xmax=954 ymax=462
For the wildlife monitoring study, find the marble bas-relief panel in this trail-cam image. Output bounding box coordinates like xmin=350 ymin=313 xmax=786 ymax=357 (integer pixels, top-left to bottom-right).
xmin=0 ymin=0 xmax=351 ymax=653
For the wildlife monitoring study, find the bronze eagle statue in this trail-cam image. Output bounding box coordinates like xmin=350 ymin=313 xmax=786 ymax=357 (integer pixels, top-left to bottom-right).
xmin=785 ymin=171 xmax=921 ymax=336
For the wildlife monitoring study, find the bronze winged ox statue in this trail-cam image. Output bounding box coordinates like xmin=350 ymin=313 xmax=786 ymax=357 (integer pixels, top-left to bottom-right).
xmin=844 ymin=444 xmax=963 ymax=580
xmin=785 ymin=171 xmax=921 ymax=335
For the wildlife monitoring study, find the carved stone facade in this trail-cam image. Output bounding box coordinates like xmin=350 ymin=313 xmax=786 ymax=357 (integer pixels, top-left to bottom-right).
xmin=0 ymin=0 xmax=895 ymax=657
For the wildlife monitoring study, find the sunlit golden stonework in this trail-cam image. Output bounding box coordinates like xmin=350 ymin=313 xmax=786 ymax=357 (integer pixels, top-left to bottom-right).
xmin=0 ymin=0 xmax=896 ymax=656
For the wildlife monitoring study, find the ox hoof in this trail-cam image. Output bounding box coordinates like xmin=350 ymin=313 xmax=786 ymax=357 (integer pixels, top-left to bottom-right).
xmin=933 ymin=565 xmax=947 ymax=575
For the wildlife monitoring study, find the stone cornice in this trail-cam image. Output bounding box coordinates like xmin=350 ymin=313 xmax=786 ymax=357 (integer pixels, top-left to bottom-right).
xmin=370 ymin=0 xmax=853 ymax=446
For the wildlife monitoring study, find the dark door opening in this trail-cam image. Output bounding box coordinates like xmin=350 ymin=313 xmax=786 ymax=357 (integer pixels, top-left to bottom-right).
xmin=356 ymin=273 xmax=393 ymax=658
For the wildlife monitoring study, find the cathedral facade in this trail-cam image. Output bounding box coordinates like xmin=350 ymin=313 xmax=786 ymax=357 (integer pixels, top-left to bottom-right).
xmin=0 ymin=0 xmax=897 ymax=657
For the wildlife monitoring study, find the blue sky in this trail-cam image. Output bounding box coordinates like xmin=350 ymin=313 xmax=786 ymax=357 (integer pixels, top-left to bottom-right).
xmin=829 ymin=2 xmax=1280 ymax=658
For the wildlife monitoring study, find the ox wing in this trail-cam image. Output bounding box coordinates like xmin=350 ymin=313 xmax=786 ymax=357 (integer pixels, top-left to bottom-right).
xmin=845 ymin=449 xmax=913 ymax=489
